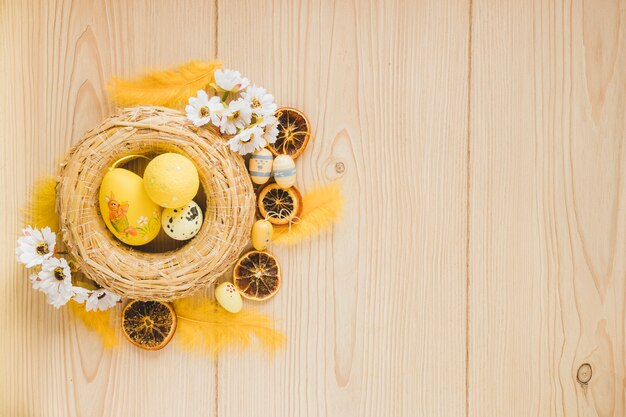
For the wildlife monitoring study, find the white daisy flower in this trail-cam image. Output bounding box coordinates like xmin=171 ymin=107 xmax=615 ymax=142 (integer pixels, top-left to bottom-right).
xmin=219 ymin=99 xmax=253 ymax=135
xmin=259 ymin=115 xmax=279 ymax=144
xmin=214 ymin=69 xmax=250 ymax=92
xmin=71 ymin=286 xmax=92 ymax=304
xmin=241 ymin=85 xmax=277 ymax=117
xmin=137 ymin=216 xmax=148 ymax=227
xmin=34 ymin=257 xmax=73 ymax=308
xmin=16 ymin=226 xmax=56 ymax=268
xmin=186 ymin=90 xmax=224 ymax=127
xmin=227 ymin=126 xmax=267 ymax=156
xmin=86 ymin=289 xmax=121 ymax=312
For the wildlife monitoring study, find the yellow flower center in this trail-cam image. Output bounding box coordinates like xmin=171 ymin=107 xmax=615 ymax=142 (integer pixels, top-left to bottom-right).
xmin=251 ymin=97 xmax=261 ymax=108
xmin=36 ymin=242 xmax=49 ymax=255
xmin=53 ymin=267 xmax=65 ymax=281
xmin=199 ymin=106 xmax=210 ymax=117
xmin=231 ymin=110 xmax=240 ymax=120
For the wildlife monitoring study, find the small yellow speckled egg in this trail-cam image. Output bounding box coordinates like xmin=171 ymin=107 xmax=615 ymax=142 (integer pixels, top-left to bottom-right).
xmin=248 ymin=148 xmax=274 ymax=185
xmin=251 ymin=219 xmax=273 ymax=251
xmin=215 ymin=282 xmax=243 ymax=313
xmin=272 ymin=154 xmax=296 ymax=188
xmin=143 ymin=153 xmax=199 ymax=208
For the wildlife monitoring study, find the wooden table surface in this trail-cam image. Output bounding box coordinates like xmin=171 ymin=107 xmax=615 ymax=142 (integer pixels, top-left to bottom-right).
xmin=1 ymin=0 xmax=625 ymax=416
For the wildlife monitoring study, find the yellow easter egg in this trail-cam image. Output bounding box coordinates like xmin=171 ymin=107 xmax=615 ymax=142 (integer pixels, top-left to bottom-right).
xmin=273 ymin=154 xmax=296 ymax=188
xmin=99 ymin=168 xmax=162 ymax=246
xmin=143 ymin=153 xmax=199 ymax=208
xmin=251 ymin=219 xmax=273 ymax=251
xmin=215 ymin=282 xmax=243 ymax=313
xmin=248 ymin=148 xmax=273 ymax=185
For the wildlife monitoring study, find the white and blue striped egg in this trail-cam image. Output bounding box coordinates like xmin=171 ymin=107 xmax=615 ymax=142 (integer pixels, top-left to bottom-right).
xmin=273 ymin=155 xmax=296 ymax=188
xmin=248 ymin=148 xmax=274 ymax=185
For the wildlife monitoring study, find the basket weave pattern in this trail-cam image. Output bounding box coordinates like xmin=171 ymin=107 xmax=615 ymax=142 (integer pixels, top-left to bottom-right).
xmin=57 ymin=107 xmax=255 ymax=301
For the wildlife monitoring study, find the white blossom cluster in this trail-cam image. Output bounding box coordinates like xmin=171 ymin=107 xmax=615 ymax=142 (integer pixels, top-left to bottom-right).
xmin=16 ymin=226 xmax=120 ymax=310
xmin=186 ymin=69 xmax=279 ymax=155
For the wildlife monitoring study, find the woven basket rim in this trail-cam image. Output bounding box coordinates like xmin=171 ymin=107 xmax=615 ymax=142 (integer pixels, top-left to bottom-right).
xmin=56 ymin=106 xmax=255 ymax=301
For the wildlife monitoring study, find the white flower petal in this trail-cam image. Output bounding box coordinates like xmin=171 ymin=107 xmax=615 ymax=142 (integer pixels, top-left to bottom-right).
xmin=35 ymin=257 xmax=73 ymax=308
xmin=197 ymin=89 xmax=209 ymax=101
xmin=215 ymin=69 xmax=249 ymax=92
xmin=208 ymin=95 xmax=223 ymax=108
xmin=86 ymin=289 xmax=121 ymax=312
xmin=16 ymin=226 xmax=55 ymax=268
xmin=227 ymin=126 xmax=265 ymax=156
xmin=72 ymin=286 xmax=91 ymax=304
xmin=186 ymin=90 xmax=217 ymax=127
xmin=188 ymin=96 xmax=201 ymax=108
xmin=241 ymin=85 xmax=276 ymax=117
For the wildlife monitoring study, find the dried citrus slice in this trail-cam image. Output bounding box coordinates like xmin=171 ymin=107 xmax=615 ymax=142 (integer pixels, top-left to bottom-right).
xmin=233 ymin=250 xmax=281 ymax=301
xmin=267 ymin=107 xmax=311 ymax=159
xmin=121 ymin=300 xmax=177 ymax=350
xmin=257 ymin=183 xmax=303 ymax=225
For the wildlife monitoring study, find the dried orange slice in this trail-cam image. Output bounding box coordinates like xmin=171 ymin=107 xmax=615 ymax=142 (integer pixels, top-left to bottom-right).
xmin=233 ymin=251 xmax=281 ymax=301
xmin=268 ymin=107 xmax=311 ymax=159
xmin=121 ymin=300 xmax=177 ymax=350
xmin=257 ymin=183 xmax=303 ymax=225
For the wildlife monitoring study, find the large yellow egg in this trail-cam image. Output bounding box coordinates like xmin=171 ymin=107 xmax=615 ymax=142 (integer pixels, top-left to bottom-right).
xmin=143 ymin=153 xmax=199 ymax=208
xmin=99 ymin=168 xmax=162 ymax=246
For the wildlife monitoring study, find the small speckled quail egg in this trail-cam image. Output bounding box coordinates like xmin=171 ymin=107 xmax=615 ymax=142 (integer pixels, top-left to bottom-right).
xmin=161 ymin=201 xmax=203 ymax=240
xmin=215 ymin=282 xmax=243 ymax=313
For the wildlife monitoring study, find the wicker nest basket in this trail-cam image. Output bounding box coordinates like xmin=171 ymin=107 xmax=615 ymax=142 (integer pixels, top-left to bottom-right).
xmin=57 ymin=106 xmax=256 ymax=301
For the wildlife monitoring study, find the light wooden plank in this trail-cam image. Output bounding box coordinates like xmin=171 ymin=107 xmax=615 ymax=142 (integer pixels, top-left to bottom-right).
xmin=216 ymin=0 xmax=469 ymax=416
xmin=469 ymin=0 xmax=626 ymax=416
xmin=0 ymin=1 xmax=219 ymax=416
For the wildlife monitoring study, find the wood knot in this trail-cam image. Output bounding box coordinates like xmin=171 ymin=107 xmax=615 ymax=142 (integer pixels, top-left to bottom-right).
xmin=325 ymin=159 xmax=347 ymax=181
xmin=577 ymin=363 xmax=592 ymax=385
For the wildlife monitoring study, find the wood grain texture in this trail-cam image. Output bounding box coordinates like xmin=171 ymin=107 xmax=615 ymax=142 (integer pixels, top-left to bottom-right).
xmin=0 ymin=1 xmax=219 ymax=416
xmin=469 ymin=0 xmax=626 ymax=416
xmin=1 ymin=0 xmax=625 ymax=416
xmin=216 ymin=0 xmax=468 ymax=416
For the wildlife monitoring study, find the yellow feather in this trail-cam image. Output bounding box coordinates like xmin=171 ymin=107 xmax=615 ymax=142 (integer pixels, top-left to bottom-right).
xmin=67 ymin=300 xmax=119 ymax=348
xmin=172 ymin=297 xmax=285 ymax=357
xmin=108 ymin=60 xmax=222 ymax=109
xmin=272 ymin=181 xmax=344 ymax=245
xmin=21 ymin=176 xmax=59 ymax=231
